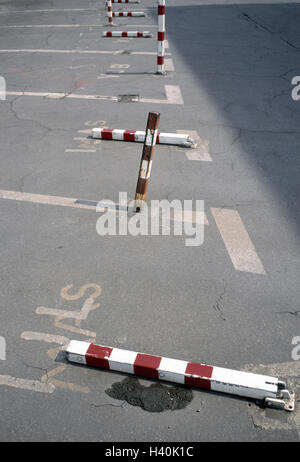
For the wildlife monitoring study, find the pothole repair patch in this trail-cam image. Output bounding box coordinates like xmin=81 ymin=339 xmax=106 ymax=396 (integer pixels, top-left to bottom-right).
xmin=105 ymin=377 xmax=193 ymax=412
xmin=118 ymin=94 xmax=139 ymax=103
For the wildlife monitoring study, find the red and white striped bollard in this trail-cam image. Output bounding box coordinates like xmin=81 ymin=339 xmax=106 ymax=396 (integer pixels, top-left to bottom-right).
xmin=157 ymin=0 xmax=165 ymax=74
xmin=107 ymin=0 xmax=113 ymax=25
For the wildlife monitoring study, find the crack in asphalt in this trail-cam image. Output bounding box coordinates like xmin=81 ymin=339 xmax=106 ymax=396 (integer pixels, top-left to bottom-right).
xmin=212 ymin=287 xmax=227 ymax=321
xmin=276 ymin=310 xmax=300 ymax=317
xmin=239 ymin=10 xmax=299 ymax=52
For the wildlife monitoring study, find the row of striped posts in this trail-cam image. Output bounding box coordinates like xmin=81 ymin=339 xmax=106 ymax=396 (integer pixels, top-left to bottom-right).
xmin=105 ymin=0 xmax=166 ymax=74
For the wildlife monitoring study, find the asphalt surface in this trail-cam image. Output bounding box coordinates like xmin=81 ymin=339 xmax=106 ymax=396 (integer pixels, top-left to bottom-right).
xmin=0 ymin=0 xmax=300 ymax=442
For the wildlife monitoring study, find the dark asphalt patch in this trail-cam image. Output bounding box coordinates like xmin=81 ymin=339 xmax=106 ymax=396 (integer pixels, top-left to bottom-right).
xmin=105 ymin=377 xmax=193 ymax=412
xmin=118 ymin=94 xmax=139 ymax=103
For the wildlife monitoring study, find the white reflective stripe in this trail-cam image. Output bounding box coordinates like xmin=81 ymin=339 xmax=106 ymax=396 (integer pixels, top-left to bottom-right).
xmin=211 ymin=367 xmax=278 ymax=400
xmin=108 ymin=348 xmax=137 ymax=374
xmin=140 ymin=160 xmax=149 ymax=179
xmin=147 ymin=160 xmax=152 ymax=179
xmin=145 ymin=129 xmax=158 ymax=146
xmin=66 ymin=340 xmax=90 ymax=364
xmin=158 ymin=358 xmax=188 ymax=384
xmin=145 ymin=129 xmax=153 ymax=146
xmin=112 ymin=129 xmax=125 ymax=140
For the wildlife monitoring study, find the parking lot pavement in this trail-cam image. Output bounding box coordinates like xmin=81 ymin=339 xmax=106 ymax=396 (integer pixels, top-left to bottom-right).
xmin=0 ymin=0 xmax=299 ymax=442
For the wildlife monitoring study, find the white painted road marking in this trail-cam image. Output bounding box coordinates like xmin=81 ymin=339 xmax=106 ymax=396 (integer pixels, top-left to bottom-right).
xmin=0 ymin=375 xmax=55 ymax=393
xmin=140 ymin=85 xmax=184 ymax=105
xmin=65 ymin=149 xmax=97 ymax=153
xmin=0 ymin=90 xmax=118 ymax=101
xmin=165 ymin=58 xmax=174 ymax=72
xmin=0 ymin=49 xmax=172 ymax=56
xmin=0 ymin=9 xmax=99 ymax=14
xmin=0 ymin=189 xmax=97 ymax=210
xmin=0 ymin=189 xmax=207 ymax=225
xmin=211 ymin=208 xmax=266 ymax=275
xmin=0 ymin=85 xmax=183 ymax=105
xmin=0 ymin=24 xmax=158 ymax=28
xmin=177 ymin=130 xmax=212 ymax=161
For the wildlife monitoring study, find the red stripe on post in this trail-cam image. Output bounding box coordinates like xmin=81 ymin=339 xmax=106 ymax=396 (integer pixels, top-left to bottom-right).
xmin=122 ymin=32 xmax=128 ymax=37
xmin=101 ymin=128 xmax=114 ymax=139
xmin=86 ymin=344 xmax=113 ymax=369
xmin=124 ymin=130 xmax=136 ymax=142
xmin=137 ymin=32 xmax=143 ymax=37
xmin=106 ymin=32 xmax=112 ymax=37
xmin=158 ymin=5 xmax=165 ymax=15
xmin=157 ymin=56 xmax=164 ymax=65
xmin=134 ymin=353 xmax=161 ymax=379
xmin=157 ymin=32 xmax=165 ymax=41
xmin=184 ymin=363 xmax=213 ymax=390
xmin=119 ymin=12 xmax=124 ymax=16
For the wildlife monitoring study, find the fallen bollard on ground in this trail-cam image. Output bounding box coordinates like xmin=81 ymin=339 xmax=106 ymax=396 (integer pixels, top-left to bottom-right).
xmin=66 ymin=340 xmax=295 ymax=412
xmin=103 ymin=31 xmax=152 ymax=38
xmin=92 ymin=127 xmax=195 ymax=148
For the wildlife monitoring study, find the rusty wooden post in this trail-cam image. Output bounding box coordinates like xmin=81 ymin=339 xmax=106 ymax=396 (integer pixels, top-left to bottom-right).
xmin=135 ymin=112 xmax=160 ymax=212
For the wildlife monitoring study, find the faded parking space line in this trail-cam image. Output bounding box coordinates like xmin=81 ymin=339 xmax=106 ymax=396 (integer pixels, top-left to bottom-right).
xmin=165 ymin=58 xmax=174 ymax=72
xmin=176 ymin=130 xmax=212 ymax=162
xmin=140 ymin=85 xmax=184 ymax=104
xmin=211 ymin=208 xmax=266 ymax=275
xmin=0 ymin=85 xmax=183 ymax=104
xmin=0 ymin=24 xmax=158 ymax=29
xmin=0 ymin=189 xmax=98 ymax=210
xmin=0 ymin=375 xmax=55 ymax=393
xmin=0 ymin=9 xmax=99 ymax=14
xmin=0 ymin=189 xmax=208 ymax=225
xmin=21 ymin=332 xmax=69 ymax=345
xmin=65 ymin=149 xmax=97 ymax=152
xmin=0 ymin=49 xmax=172 ymax=56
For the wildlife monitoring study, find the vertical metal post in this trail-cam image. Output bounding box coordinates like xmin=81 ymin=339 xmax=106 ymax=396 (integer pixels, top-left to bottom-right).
xmin=157 ymin=0 xmax=165 ymax=74
xmin=135 ymin=112 xmax=160 ymax=212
